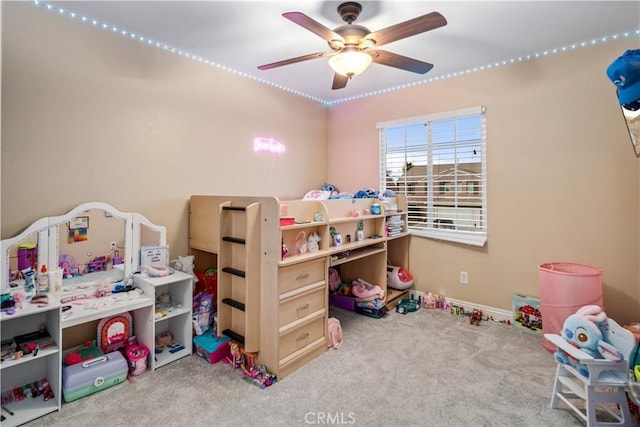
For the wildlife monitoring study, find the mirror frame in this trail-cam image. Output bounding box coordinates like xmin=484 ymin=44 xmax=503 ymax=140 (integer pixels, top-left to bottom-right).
xmin=1 ymin=202 xmax=166 ymax=291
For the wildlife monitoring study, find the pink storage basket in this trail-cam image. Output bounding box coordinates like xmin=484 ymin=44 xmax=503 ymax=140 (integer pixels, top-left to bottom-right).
xmin=538 ymin=262 xmax=603 ymax=352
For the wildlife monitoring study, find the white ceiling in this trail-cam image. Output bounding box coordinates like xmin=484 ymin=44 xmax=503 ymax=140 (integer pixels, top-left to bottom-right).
xmin=46 ymin=1 xmax=640 ymax=104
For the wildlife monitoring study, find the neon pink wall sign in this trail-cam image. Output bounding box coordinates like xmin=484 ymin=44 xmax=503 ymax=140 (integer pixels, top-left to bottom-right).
xmin=253 ymin=137 xmax=286 ymax=154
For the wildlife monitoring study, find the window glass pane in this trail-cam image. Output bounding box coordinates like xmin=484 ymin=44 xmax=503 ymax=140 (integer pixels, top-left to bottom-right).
xmin=380 ymin=109 xmax=486 ymax=240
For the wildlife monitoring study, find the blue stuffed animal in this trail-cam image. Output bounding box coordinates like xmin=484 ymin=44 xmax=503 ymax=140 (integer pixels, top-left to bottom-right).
xmin=353 ymin=188 xmax=379 ymax=199
xmin=554 ymin=305 xmax=623 ymax=377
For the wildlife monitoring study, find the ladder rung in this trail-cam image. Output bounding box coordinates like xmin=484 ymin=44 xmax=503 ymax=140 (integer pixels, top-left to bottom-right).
xmin=222 ymin=329 xmax=245 ymax=346
xmin=222 ymin=236 xmax=246 ymax=245
xmin=222 ymin=298 xmax=245 ymax=311
xmin=222 ymin=206 xmax=246 ymax=212
xmin=222 ymin=267 xmax=245 ymax=278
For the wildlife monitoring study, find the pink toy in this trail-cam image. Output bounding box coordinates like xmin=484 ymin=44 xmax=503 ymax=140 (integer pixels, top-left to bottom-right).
xmin=423 ymin=292 xmax=436 ymax=309
xmin=126 ymin=344 xmax=149 ymax=376
xmin=281 ymin=239 xmax=288 ymax=260
xmin=12 ymin=291 xmax=27 ymax=308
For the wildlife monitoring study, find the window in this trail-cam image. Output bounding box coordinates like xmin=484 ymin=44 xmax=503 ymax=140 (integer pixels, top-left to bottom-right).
xmin=378 ymin=106 xmax=487 ymax=246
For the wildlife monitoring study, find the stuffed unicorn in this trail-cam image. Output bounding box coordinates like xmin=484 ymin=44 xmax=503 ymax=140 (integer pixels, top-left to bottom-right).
xmin=554 ymin=305 xmax=623 ymax=377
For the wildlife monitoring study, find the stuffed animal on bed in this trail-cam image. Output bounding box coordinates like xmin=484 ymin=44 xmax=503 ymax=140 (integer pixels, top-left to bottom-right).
xmin=353 ymin=188 xmax=379 ymax=199
xmin=554 ymin=305 xmax=623 ymax=377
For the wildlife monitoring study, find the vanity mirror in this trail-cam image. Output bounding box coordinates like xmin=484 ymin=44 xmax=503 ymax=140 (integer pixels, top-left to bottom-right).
xmin=1 ymin=202 xmax=166 ymax=292
xmin=2 ymin=218 xmax=50 ymax=290
xmin=52 ymin=206 xmax=128 ymax=287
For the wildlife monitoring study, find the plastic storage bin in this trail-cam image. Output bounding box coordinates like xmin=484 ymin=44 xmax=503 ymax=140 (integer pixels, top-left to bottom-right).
xmin=193 ymin=329 xmax=231 ymax=364
xmin=538 ymin=262 xmax=603 ymax=352
xmin=62 ymin=351 xmax=128 ymax=402
xmin=330 ymin=294 xmax=356 ymax=312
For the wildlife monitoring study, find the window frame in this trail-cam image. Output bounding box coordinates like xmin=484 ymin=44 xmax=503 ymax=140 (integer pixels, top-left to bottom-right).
xmin=378 ymin=106 xmax=487 ymax=247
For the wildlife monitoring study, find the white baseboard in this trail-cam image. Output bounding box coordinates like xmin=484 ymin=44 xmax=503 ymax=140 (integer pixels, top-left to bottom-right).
xmin=408 ymin=290 xmax=513 ymax=323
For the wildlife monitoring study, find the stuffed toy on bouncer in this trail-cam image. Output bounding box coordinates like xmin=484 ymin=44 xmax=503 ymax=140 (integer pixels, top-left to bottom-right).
xmin=554 ymin=305 xmax=623 ymax=377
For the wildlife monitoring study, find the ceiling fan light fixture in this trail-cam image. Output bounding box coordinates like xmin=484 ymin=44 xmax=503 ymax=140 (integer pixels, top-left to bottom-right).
xmin=329 ymin=49 xmax=372 ymax=77
xmin=359 ymin=38 xmax=376 ymax=50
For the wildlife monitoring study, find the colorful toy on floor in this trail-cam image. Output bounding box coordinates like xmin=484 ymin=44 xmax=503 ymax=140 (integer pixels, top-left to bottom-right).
xmin=469 ymin=309 xmax=483 ymax=326
xmin=243 ymin=364 xmax=277 ymax=389
xmin=125 ymin=341 xmax=149 ymax=376
xmin=228 ymin=341 xmax=244 ymax=371
xmin=396 ymin=298 xmax=420 ymax=315
xmin=423 ymin=292 xmax=437 ymax=309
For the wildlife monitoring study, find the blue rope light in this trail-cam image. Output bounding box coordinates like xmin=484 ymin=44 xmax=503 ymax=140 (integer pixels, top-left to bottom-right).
xmin=32 ymin=0 xmax=640 ymax=107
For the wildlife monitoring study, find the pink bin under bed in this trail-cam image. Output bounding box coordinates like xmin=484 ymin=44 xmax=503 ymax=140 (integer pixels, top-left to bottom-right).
xmin=538 ymin=262 xmax=603 ymax=352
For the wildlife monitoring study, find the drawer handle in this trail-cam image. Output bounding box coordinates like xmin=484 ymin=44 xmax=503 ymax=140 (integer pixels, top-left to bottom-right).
xmin=296 ymin=304 xmax=310 ymax=312
xmin=295 ymin=273 xmax=310 ymax=281
xmin=296 ymin=332 xmax=310 ymax=342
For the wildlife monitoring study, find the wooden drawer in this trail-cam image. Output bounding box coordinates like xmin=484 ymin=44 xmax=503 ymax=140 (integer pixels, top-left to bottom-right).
xmin=278 ymin=258 xmax=325 ymax=295
xmin=279 ymin=286 xmax=325 ymax=327
xmin=279 ymin=315 xmax=325 ymax=360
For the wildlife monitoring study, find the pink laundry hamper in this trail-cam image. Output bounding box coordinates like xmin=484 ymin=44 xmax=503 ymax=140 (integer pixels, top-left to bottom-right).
xmin=538 ymin=262 xmax=603 ymax=352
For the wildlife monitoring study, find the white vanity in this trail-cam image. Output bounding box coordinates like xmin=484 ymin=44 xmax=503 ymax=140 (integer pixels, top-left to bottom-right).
xmin=0 ymin=202 xmax=192 ymax=426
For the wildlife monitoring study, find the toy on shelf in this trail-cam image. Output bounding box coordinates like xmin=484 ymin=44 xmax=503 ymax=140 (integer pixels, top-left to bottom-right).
xmin=156 ymin=331 xmax=173 ymax=348
xmin=386 ymin=265 xmax=413 ymax=290
xmin=64 ymin=341 xmax=103 ymax=367
xmin=94 ymin=280 xmax=112 ymax=298
xmin=97 ymin=312 xmax=133 ymax=353
xmin=87 ymin=256 xmax=107 ymax=273
xmin=307 ymin=232 xmax=321 ymax=252
xmin=173 ymin=255 xmax=197 ymax=281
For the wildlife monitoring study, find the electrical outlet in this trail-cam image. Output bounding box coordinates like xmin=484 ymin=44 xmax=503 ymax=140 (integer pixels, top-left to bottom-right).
xmin=110 ymin=241 xmax=117 ymax=251
xmin=460 ymin=271 xmax=469 ymax=285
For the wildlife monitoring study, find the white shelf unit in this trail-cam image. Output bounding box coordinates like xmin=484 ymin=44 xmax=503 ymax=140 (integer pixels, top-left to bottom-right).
xmin=1 ymin=202 xmax=177 ymax=422
xmin=134 ymin=270 xmax=193 ymax=370
xmin=0 ymin=302 xmax=62 ymax=427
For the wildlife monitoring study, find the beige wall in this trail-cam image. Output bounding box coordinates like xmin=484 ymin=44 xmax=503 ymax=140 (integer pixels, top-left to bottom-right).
xmin=2 ymin=3 xmax=638 ymax=324
xmin=328 ymin=38 xmax=640 ymax=325
xmin=1 ymin=2 xmax=328 ymax=259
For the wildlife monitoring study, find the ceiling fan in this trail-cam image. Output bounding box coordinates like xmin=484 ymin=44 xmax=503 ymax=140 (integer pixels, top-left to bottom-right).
xmin=257 ymin=2 xmax=447 ymax=90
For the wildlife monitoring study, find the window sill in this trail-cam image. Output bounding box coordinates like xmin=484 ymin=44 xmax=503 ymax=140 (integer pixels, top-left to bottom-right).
xmin=410 ymin=229 xmax=487 ymax=247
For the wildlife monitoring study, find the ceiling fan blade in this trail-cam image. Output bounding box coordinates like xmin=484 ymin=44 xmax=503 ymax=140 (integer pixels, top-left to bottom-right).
xmin=258 ymin=51 xmax=333 ymax=70
xmin=332 ymin=73 xmax=349 ymax=90
xmin=366 ymin=12 xmax=447 ymax=47
xmin=370 ymin=50 xmax=433 ymax=74
xmin=283 ymin=12 xmax=345 ymax=44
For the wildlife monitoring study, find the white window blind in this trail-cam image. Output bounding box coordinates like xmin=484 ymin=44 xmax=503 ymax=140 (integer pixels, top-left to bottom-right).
xmin=378 ymin=106 xmax=487 ymax=247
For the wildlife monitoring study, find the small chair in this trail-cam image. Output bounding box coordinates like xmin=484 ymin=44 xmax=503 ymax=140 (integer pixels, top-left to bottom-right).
xmin=545 ymin=317 xmax=636 ymax=426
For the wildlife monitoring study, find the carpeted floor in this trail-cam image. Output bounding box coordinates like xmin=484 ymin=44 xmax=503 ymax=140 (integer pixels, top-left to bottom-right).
xmin=26 ymin=308 xmax=589 ymax=426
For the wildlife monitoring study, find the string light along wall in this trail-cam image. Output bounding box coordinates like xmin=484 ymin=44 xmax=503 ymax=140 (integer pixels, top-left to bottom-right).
xmin=31 ymin=1 xmax=640 ymax=106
